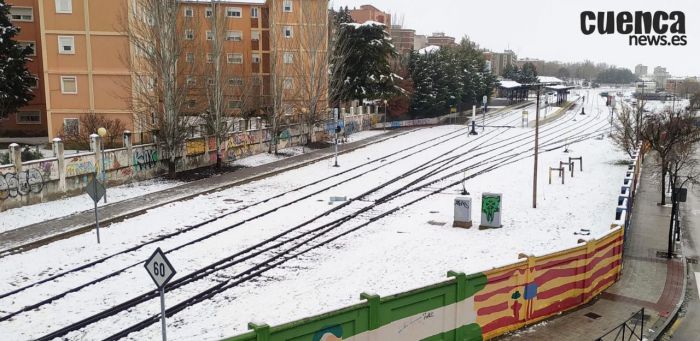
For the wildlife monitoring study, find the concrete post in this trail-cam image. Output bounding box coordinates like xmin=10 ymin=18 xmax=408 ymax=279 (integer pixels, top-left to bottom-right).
xmin=123 ymin=131 xmax=133 ymax=179
xmin=448 ymin=271 xmax=467 ymax=339
xmin=90 ymin=134 xmax=102 ymax=179
xmin=52 ymin=138 xmax=66 ymax=191
xmin=247 ymin=322 xmax=270 ymax=341
xmin=360 ymin=292 xmax=380 ymax=340
xmin=9 ymin=143 xmax=22 ymax=173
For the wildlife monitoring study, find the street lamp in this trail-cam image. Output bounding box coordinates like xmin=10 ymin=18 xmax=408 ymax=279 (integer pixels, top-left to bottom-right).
xmin=383 ymin=99 xmax=387 ymax=131
xmin=97 ymin=127 xmax=108 ymax=203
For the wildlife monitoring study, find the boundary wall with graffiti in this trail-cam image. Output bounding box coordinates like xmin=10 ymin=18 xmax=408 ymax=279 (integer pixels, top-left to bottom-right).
xmin=221 ymin=148 xmax=643 ymax=341
xmin=0 ymin=116 xmax=363 ymax=212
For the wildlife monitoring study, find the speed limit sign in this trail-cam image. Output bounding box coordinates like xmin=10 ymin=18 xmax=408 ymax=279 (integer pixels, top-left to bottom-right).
xmin=145 ymin=247 xmax=176 ymax=341
xmin=145 ymin=247 xmax=176 ymax=289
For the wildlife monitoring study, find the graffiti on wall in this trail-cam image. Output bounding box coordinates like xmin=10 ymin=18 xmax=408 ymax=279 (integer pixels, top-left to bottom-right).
xmin=65 ymin=156 xmax=96 ymax=177
xmin=225 ymin=132 xmax=258 ymax=161
xmin=186 ymin=139 xmax=206 ymax=156
xmin=278 ymin=129 xmax=291 ymax=149
xmin=0 ymin=169 xmax=44 ymax=200
xmin=134 ymin=149 xmax=159 ymax=172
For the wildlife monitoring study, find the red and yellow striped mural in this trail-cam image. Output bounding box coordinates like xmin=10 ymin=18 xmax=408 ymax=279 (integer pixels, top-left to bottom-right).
xmin=474 ymin=227 xmax=624 ymax=339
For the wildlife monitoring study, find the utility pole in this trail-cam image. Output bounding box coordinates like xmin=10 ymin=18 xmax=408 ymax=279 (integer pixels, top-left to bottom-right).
xmin=533 ymin=86 xmax=541 ymax=209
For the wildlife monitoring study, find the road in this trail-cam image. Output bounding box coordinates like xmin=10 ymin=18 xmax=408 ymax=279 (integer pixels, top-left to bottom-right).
xmin=664 ymin=147 xmax=700 ymax=340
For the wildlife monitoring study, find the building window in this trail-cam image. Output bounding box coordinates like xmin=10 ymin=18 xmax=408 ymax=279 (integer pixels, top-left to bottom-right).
xmin=252 ymin=53 xmax=261 ymax=64
xmin=283 ymin=77 xmax=293 ymax=89
xmin=226 ymin=31 xmax=242 ymax=41
xmin=252 ymin=76 xmax=261 ymax=86
xmin=18 ymin=41 xmax=36 ymax=56
xmin=283 ymin=26 xmax=293 ymax=38
xmin=58 ymin=36 xmax=75 ymax=54
xmin=207 ymin=78 xmax=216 ymax=86
xmin=206 ymin=53 xmax=213 ymax=63
xmin=251 ymin=7 xmax=259 ymax=18
xmin=205 ymin=7 xmax=213 ymax=17
xmin=55 ymin=0 xmax=72 ymax=14
xmin=9 ymin=7 xmax=33 ymax=21
xmin=283 ymin=0 xmax=292 ymax=12
xmin=64 ymin=118 xmax=79 ymax=135
xmin=17 ymin=111 xmax=41 ymax=124
xmin=283 ymin=52 xmax=293 ymax=64
xmin=228 ymin=77 xmax=243 ymax=86
xmin=206 ymin=30 xmax=214 ymax=41
xmin=184 ymin=7 xmax=194 ymax=17
xmin=186 ymin=76 xmax=196 ymax=86
xmin=251 ymin=30 xmax=260 ymax=41
xmin=186 ymin=52 xmax=194 ymax=63
xmin=60 ymin=76 xmax=77 ymax=94
xmin=227 ymin=53 xmax=243 ymax=64
xmin=228 ymin=99 xmax=241 ymax=109
xmin=187 ymin=99 xmax=196 ymax=108
xmin=226 ymin=7 xmax=242 ymax=18
xmin=185 ymin=29 xmax=194 ymax=40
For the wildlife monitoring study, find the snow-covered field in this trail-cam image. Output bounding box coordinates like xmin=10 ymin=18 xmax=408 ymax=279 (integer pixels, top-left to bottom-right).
xmin=0 ymin=90 xmax=631 ymax=341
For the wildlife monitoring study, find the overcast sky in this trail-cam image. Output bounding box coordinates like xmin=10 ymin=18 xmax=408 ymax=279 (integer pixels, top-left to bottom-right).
xmin=333 ymin=0 xmax=699 ymax=77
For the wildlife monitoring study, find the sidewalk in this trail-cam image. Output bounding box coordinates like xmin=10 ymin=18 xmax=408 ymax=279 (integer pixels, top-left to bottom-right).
xmin=0 ymin=129 xmax=409 ymax=255
xmin=501 ymin=155 xmax=686 ymax=340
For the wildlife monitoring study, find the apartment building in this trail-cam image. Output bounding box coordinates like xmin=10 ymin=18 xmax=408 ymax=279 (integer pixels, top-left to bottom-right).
xmin=4 ymin=0 xmax=327 ymax=140
xmin=634 ymin=64 xmax=648 ymax=77
xmin=3 ymin=0 xmax=46 ymax=137
xmin=483 ymin=49 xmax=517 ymax=76
xmin=426 ymin=32 xmax=455 ymax=48
xmin=390 ymin=24 xmax=415 ymax=57
xmin=348 ymin=4 xmax=390 ymax=26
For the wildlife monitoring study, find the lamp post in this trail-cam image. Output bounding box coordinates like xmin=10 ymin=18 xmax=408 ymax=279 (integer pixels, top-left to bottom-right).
xmin=532 ymin=86 xmax=541 ymax=209
xmin=97 ymin=127 xmax=108 ymax=203
xmin=383 ymin=99 xmax=387 ymax=131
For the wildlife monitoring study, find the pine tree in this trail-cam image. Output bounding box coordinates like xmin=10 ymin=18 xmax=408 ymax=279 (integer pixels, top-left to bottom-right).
xmin=520 ymin=62 xmax=538 ymax=84
xmin=0 ymin=0 xmax=35 ymax=119
xmin=334 ymin=21 xmax=400 ymax=103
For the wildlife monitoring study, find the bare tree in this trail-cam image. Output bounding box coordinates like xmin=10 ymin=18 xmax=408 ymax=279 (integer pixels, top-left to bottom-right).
xmin=59 ymin=112 xmax=126 ymax=149
xmin=291 ymin=0 xmax=331 ymax=145
xmin=200 ymin=0 xmax=230 ymax=168
xmin=668 ymin=140 xmax=699 ymax=192
xmin=265 ymin=5 xmax=299 ymax=154
xmin=641 ymin=111 xmax=699 ymax=205
xmin=125 ymin=0 xmax=196 ymax=177
xmin=612 ymin=104 xmax=640 ymax=158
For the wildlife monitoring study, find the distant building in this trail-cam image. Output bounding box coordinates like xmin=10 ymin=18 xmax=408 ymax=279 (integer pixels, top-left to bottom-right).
xmin=653 ymin=66 xmax=670 ymax=90
xmin=390 ymin=25 xmax=415 ymax=57
xmin=634 ymin=64 xmax=648 ymax=77
xmin=516 ymin=58 xmax=545 ymax=74
xmin=348 ymin=4 xmax=391 ymax=26
xmin=483 ymin=49 xmax=517 ymax=76
xmin=414 ymin=34 xmax=427 ymax=51
xmin=426 ymin=32 xmax=456 ymax=48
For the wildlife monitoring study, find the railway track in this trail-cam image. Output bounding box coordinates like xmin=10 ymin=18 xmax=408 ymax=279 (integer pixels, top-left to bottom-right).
xmin=3 ymin=97 xmax=621 ymax=340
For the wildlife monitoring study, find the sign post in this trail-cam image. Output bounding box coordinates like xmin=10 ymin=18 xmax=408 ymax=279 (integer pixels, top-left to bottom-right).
xmin=86 ymin=173 xmax=106 ymax=244
xmin=145 ymin=248 xmax=177 ymax=341
xmin=333 ymin=108 xmax=340 ymax=167
xmin=482 ymin=96 xmax=487 ymax=131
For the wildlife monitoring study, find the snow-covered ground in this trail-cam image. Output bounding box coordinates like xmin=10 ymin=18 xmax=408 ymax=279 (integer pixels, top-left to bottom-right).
xmin=231 ymin=146 xmax=308 ymax=168
xmin=0 ymin=91 xmax=629 ymax=341
xmin=0 ymin=179 xmax=182 ymax=234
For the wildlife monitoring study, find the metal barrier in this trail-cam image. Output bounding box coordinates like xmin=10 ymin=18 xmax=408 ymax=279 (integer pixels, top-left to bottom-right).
xmin=595 ymin=308 xmax=645 ymax=341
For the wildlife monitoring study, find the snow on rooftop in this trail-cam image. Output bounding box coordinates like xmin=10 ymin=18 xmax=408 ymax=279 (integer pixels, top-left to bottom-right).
xmin=538 ymin=76 xmax=564 ymax=84
xmin=344 ymin=20 xmax=386 ymax=29
xmin=419 ymin=45 xmax=440 ymax=54
xmin=499 ymin=80 xmax=522 ymax=88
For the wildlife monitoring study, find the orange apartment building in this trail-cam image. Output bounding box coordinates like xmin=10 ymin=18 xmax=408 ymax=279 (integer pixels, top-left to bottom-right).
xmin=348 ymin=4 xmax=390 ymax=26
xmin=3 ymin=0 xmax=47 ymax=137
xmin=426 ymin=32 xmax=456 ymax=48
xmin=4 ymin=0 xmax=328 ymax=140
xmin=389 ymin=25 xmax=415 ymax=57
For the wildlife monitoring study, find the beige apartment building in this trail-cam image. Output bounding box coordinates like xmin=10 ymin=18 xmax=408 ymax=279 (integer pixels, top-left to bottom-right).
xmin=5 ymin=0 xmax=328 ymax=140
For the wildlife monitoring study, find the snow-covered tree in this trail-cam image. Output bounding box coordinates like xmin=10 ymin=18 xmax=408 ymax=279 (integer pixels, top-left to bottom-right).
xmin=0 ymin=0 xmax=35 ymax=119
xmin=332 ymin=20 xmax=401 ymax=104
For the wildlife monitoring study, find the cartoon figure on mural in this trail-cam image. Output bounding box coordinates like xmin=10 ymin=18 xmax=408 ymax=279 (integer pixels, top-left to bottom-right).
xmin=482 ymin=195 xmax=500 ymax=223
xmin=313 ymin=325 xmax=343 ymax=341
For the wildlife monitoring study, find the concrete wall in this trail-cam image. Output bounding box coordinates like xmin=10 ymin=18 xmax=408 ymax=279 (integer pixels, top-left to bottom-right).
xmin=0 ymin=112 xmax=376 ymax=212
xmin=221 ymin=147 xmax=643 ymax=341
